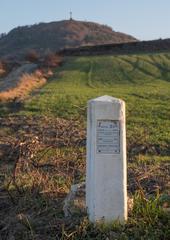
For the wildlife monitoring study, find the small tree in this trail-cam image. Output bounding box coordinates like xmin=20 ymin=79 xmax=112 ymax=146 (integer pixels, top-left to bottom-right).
xmin=43 ymin=53 xmax=63 ymax=68
xmin=25 ymin=49 xmax=39 ymax=63
xmin=0 ymin=60 xmax=3 ymax=69
xmin=0 ymin=60 xmax=6 ymax=75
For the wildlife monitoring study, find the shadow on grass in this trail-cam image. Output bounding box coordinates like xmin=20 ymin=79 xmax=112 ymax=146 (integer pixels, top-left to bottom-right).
xmin=0 ymin=101 xmax=24 ymax=116
xmin=0 ymin=184 xmax=67 ymax=240
xmin=0 ymin=100 xmax=43 ymax=117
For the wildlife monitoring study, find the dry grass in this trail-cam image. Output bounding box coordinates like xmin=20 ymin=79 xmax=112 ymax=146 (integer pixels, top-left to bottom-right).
xmin=0 ymin=116 xmax=169 ymax=239
xmin=0 ymin=70 xmax=46 ymax=101
xmin=0 ymin=116 xmax=86 ymax=239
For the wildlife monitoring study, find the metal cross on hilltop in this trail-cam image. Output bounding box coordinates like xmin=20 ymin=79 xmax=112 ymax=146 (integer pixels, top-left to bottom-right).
xmin=69 ymin=11 xmax=73 ymax=20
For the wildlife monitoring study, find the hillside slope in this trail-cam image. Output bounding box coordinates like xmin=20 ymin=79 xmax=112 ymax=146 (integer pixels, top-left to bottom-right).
xmin=21 ymin=53 xmax=170 ymax=152
xmin=0 ymin=20 xmax=137 ymax=59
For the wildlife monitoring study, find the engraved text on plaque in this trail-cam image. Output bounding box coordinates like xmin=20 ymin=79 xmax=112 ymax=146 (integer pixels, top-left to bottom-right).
xmin=96 ymin=120 xmax=120 ymax=154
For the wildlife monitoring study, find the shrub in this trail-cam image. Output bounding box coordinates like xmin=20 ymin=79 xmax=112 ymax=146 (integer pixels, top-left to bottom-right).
xmin=0 ymin=60 xmax=6 ymax=76
xmin=25 ymin=49 xmax=39 ymax=63
xmin=43 ymin=53 xmax=63 ymax=68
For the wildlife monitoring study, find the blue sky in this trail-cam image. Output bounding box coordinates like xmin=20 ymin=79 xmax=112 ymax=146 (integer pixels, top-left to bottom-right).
xmin=0 ymin=0 xmax=170 ymax=40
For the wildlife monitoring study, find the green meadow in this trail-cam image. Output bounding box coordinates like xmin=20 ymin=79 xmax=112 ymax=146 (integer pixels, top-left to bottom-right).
xmin=24 ymin=53 xmax=170 ymax=156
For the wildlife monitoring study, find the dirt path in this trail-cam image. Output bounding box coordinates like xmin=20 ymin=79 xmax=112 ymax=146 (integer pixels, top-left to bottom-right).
xmin=0 ymin=63 xmax=37 ymax=92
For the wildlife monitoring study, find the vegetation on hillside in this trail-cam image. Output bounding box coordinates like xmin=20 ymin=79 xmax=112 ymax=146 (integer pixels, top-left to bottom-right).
xmin=0 ymin=20 xmax=136 ymax=59
xmin=0 ymin=53 xmax=63 ymax=102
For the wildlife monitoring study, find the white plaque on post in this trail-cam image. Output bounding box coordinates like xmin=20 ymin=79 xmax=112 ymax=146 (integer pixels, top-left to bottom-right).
xmin=86 ymin=95 xmax=127 ymax=222
xmin=96 ymin=120 xmax=120 ymax=154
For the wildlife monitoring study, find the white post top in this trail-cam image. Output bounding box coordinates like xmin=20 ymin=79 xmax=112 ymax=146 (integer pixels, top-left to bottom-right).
xmin=88 ymin=95 xmax=125 ymax=121
xmin=88 ymin=95 xmax=125 ymax=104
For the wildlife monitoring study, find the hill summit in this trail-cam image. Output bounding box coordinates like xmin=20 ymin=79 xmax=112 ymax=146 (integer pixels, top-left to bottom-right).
xmin=0 ymin=19 xmax=137 ymax=59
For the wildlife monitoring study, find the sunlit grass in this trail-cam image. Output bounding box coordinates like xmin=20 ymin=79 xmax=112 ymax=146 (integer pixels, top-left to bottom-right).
xmin=21 ymin=53 xmax=170 ymax=155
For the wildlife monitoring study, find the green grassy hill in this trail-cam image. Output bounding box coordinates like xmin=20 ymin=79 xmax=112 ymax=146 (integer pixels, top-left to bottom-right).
xmin=24 ymin=53 xmax=170 ymax=156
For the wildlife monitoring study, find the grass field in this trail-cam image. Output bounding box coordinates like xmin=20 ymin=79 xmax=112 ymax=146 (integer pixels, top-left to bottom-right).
xmin=0 ymin=53 xmax=170 ymax=239
xmin=23 ymin=53 xmax=170 ymax=156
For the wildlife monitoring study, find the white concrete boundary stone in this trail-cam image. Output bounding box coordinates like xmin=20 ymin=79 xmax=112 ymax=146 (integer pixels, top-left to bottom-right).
xmin=86 ymin=95 xmax=127 ymax=222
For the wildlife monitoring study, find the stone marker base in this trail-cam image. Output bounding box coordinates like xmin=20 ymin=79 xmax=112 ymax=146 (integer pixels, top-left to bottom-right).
xmin=63 ymin=183 xmax=133 ymax=219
